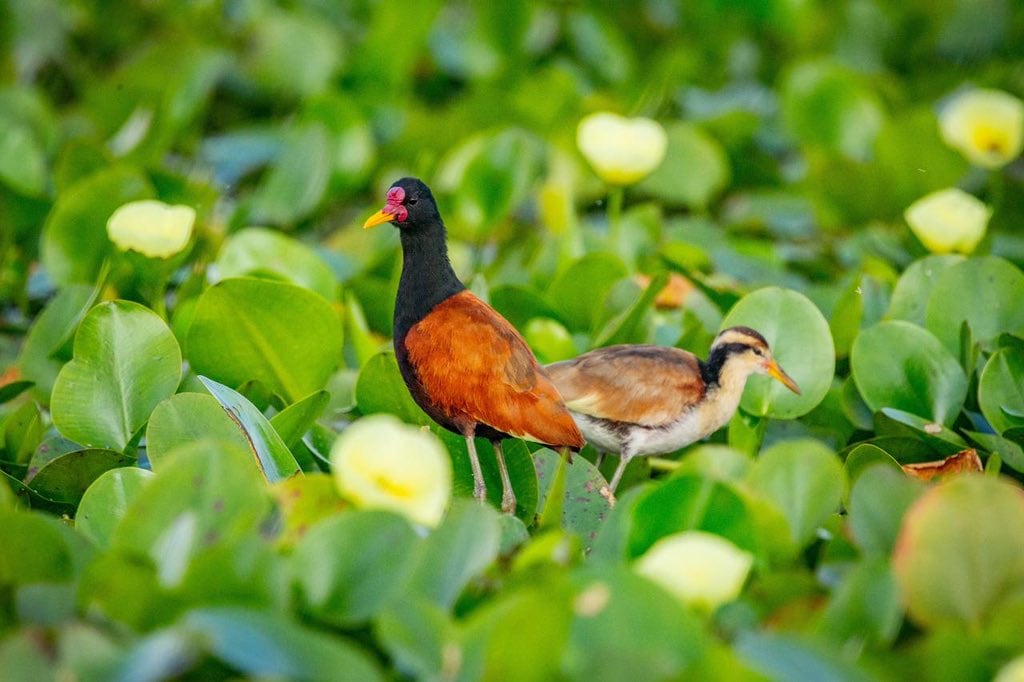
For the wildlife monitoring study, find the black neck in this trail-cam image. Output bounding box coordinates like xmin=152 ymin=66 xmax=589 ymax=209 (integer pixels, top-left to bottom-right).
xmin=393 ymin=220 xmax=465 ymax=343
xmin=700 ymin=343 xmax=744 ymax=388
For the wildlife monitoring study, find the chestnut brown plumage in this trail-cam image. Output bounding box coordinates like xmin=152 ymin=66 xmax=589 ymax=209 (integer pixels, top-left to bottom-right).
xmin=364 ymin=178 xmax=583 ymax=514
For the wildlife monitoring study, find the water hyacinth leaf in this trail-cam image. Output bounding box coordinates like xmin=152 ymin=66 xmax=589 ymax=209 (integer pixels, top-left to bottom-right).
xmin=146 ymin=392 xmax=251 ymax=470
xmin=747 ymin=439 xmax=845 ymax=547
xmin=111 ymin=440 xmax=271 ymax=575
xmin=965 ymin=431 xmax=1024 ymax=474
xmin=3 ymin=400 xmax=43 ymax=466
xmin=0 ymin=381 xmax=34 ymax=404
xmin=27 ymin=449 xmax=135 ymax=507
xmin=721 ymin=287 xmax=835 ymax=419
xmin=893 ymin=475 xmax=1024 ymax=629
xmin=490 ymin=285 xmax=564 ymax=330
xmin=735 ymin=631 xmax=876 ymax=682
xmin=50 ymin=301 xmax=182 ymax=451
xmin=198 ymin=376 xmax=300 ymax=483
xmin=592 ymin=272 xmax=668 ymax=347
xmin=627 ymin=475 xmax=758 ymax=558
xmin=187 ymin=277 xmax=343 ymax=403
xmin=848 ymin=459 xmax=927 ymax=558
xmin=292 ymin=511 xmax=422 ymax=626
xmin=249 ymin=122 xmax=332 ymax=225
xmin=533 ymin=448 xmax=611 ymax=545
xmin=215 ymin=227 xmax=339 ymax=301
xmin=0 ymin=122 xmax=47 ymax=196
xmin=270 ymin=390 xmax=330 ymax=451
xmin=244 ymin=9 xmax=343 ymax=99
xmin=17 ymin=284 xmax=99 ymax=399
xmin=978 ymin=347 xmax=1024 ymax=435
xmin=183 ymin=608 xmax=381 ymax=682
xmin=566 ymin=566 xmax=707 ymax=681
xmin=75 ymin=467 xmax=153 ymax=548
xmin=817 ymin=557 xmax=902 ymax=648
xmin=375 ymin=597 xmax=456 ymax=681
xmin=40 ymin=166 xmax=154 ymax=285
xmin=548 ymin=253 xmax=628 ymax=333
xmin=269 ymin=474 xmax=346 ymax=549
xmin=887 ymin=254 xmax=965 ymax=326
xmin=851 ymin=320 xmax=967 ymax=426
xmin=874 ymin=408 xmax=969 ymax=454
xmin=406 ymin=499 xmax=501 ymax=610
xmin=636 ymin=122 xmax=729 ymax=209
xmin=844 ymin=443 xmax=902 ymax=488
xmin=924 ymin=256 xmax=1024 ymax=355
xmin=355 ymin=352 xmax=431 ymax=425
xmin=0 ymin=509 xmax=78 ymax=584
xmin=441 ymin=433 xmax=539 ymax=521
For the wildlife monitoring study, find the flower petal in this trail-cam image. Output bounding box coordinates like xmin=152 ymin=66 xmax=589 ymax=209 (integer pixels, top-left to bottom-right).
xmin=904 ymin=188 xmax=991 ymax=255
xmin=634 ymin=531 xmax=753 ymax=612
xmin=939 ymin=88 xmax=1024 ymax=169
xmin=107 ymin=199 xmax=196 ymax=258
xmin=577 ymin=112 xmax=668 ymax=185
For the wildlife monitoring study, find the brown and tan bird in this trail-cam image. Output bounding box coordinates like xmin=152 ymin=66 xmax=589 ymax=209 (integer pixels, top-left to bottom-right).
xmin=546 ymin=326 xmax=800 ymax=496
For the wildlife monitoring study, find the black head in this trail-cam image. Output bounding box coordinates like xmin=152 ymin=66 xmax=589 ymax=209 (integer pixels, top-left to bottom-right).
xmin=705 ymin=326 xmax=800 ymax=394
xmin=363 ymin=177 xmax=441 ymax=230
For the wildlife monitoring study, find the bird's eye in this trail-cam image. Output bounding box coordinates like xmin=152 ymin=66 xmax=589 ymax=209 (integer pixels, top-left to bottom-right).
xmin=753 ymin=347 xmax=765 ymax=357
xmin=408 ymin=198 xmax=418 ymax=206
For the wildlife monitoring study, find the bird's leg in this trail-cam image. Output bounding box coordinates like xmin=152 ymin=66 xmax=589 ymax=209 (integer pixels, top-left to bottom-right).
xmin=602 ymin=446 xmax=635 ymax=506
xmin=463 ymin=427 xmax=487 ymax=504
xmin=492 ymin=440 xmax=517 ymax=515
xmin=593 ymin=450 xmax=606 ymax=469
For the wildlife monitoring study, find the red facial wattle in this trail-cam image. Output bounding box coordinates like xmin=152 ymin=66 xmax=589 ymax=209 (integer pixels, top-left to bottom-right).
xmin=363 ymin=186 xmax=409 ymax=228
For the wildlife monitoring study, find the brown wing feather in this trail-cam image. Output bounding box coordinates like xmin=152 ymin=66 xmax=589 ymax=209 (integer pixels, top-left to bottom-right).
xmin=404 ymin=291 xmax=584 ymax=449
xmin=545 ymin=345 xmax=706 ymax=426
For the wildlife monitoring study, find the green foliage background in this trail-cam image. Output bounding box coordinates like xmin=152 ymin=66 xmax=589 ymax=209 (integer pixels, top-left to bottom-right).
xmin=2 ymin=0 xmax=1024 ymax=680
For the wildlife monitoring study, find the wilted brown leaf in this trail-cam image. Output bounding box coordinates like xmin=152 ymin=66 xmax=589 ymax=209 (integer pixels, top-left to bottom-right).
xmin=901 ymin=449 xmax=983 ymax=481
xmin=635 ymin=272 xmax=694 ymax=310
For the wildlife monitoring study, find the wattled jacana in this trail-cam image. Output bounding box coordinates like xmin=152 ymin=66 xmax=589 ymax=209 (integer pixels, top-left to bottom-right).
xmin=546 ymin=326 xmax=800 ymax=497
xmin=363 ymin=178 xmax=585 ymax=514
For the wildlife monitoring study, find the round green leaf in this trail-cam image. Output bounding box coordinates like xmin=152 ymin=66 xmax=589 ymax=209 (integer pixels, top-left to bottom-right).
xmin=636 ymin=121 xmax=730 ymax=209
xmin=51 ymin=301 xmax=182 ymax=450
xmin=18 ymin=285 xmax=99 ymax=399
xmin=40 ymin=166 xmax=154 ymax=285
xmin=850 ymin=320 xmax=967 ymax=425
xmin=76 ymin=467 xmax=154 ymax=548
xmin=843 ymin=443 xmax=902 ymax=489
xmin=186 ymin=277 xmax=343 ymax=403
xmin=893 ymin=475 xmax=1024 ymax=629
xmin=747 ymin=439 xmax=845 ymax=547
xmin=887 ymin=255 xmax=964 ymax=326
xmin=720 ymin=287 xmax=834 ymax=418
xmin=216 ymin=227 xmax=339 ymax=301
xmin=547 ymin=254 xmax=628 ymax=333
xmin=924 ymin=256 xmax=1024 ymax=355
xmin=293 ymin=511 xmax=422 ymax=626
xmin=146 ymin=392 xmax=251 ymax=469
xmin=533 ymin=448 xmax=611 ymax=546
xmin=848 ymin=464 xmax=925 ymax=556
xmin=27 ymin=449 xmax=135 ymax=507
xmin=0 ymin=123 xmax=47 ymax=196
xmin=978 ymin=347 xmax=1024 ymax=435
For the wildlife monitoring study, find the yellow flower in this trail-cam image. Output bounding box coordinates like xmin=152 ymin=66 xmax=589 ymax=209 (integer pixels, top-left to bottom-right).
xmin=107 ymin=200 xmax=196 ymax=258
xmin=995 ymin=656 xmax=1024 ymax=682
xmin=939 ymin=88 xmax=1024 ymax=169
xmin=330 ymin=415 xmax=451 ymax=527
xmin=634 ymin=531 xmax=753 ymax=612
xmin=904 ymin=188 xmax=991 ymax=255
xmin=576 ymin=112 xmax=667 ymax=185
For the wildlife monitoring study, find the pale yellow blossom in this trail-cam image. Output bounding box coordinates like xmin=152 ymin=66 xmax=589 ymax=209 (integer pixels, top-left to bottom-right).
xmin=107 ymin=200 xmax=195 ymax=258
xmin=635 ymin=531 xmax=753 ymax=612
xmin=904 ymin=188 xmax=991 ymax=255
xmin=939 ymin=88 xmax=1024 ymax=169
xmin=577 ymin=113 xmax=667 ymax=185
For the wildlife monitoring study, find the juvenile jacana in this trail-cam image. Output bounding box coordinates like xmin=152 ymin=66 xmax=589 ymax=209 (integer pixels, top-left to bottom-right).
xmin=363 ymin=178 xmax=584 ymax=514
xmin=545 ymin=326 xmax=800 ymax=496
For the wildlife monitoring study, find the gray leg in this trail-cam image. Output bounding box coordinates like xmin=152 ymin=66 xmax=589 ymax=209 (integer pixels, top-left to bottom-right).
xmin=492 ymin=440 xmax=517 ymax=515
xmin=607 ymin=447 xmax=635 ymax=494
xmin=594 ymin=450 xmax=606 ymax=469
xmin=464 ymin=431 xmax=486 ymax=503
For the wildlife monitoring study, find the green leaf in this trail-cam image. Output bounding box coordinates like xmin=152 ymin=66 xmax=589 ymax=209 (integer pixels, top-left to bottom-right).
xmin=27 ymin=449 xmax=134 ymax=507
xmin=76 ymin=467 xmax=154 ymax=548
xmin=270 ymin=390 xmax=330 ymax=451
xmin=375 ymin=598 xmax=456 ymax=681
xmin=566 ymin=565 xmax=707 ymax=681
xmin=924 ymin=256 xmax=1024 ymax=356
xmin=721 ymin=287 xmax=835 ymax=419
xmin=547 ymin=254 xmax=628 ymax=333
xmin=187 ymin=277 xmax=343 ymax=403
xmin=269 ymin=474 xmax=346 ymax=549
xmin=3 ymin=400 xmax=43 ymax=465
xmin=17 ymin=285 xmax=99 ymax=399
xmin=216 ymin=227 xmax=339 ymax=301
xmin=248 ymin=123 xmax=332 ymax=225
xmin=747 ymin=439 xmax=845 ymax=547
xmin=183 ymin=607 xmax=381 ymax=682
xmin=146 ymin=392 xmax=251 ymax=469
xmin=40 ymin=166 xmax=154 ymax=285
xmin=0 ymin=509 xmax=77 ymax=584
xmin=51 ymin=301 xmax=182 ymax=450
xmin=736 ymin=631 xmax=875 ymax=682
xmin=978 ymin=347 xmax=1024 ymax=435
xmin=887 ymin=254 xmax=965 ymax=326
xmin=0 ymin=122 xmax=47 ymax=196
xmin=592 ymin=272 xmax=668 ymax=347
xmin=533 ymin=448 xmax=611 ymax=545
xmin=843 ymin=443 xmax=902 ymax=489
xmin=637 ymin=122 xmax=730 ymax=209
xmin=292 ymin=511 xmax=422 ymax=626
xmin=406 ymin=499 xmax=501 ymax=610
xmin=817 ymin=557 xmax=902 ymax=648
xmin=851 ymin=320 xmax=967 ymax=425
xmin=627 ymin=475 xmax=758 ymax=558
xmin=111 ymin=440 xmax=271 ymax=584
xmin=847 ymin=464 xmax=925 ymax=556
xmin=0 ymin=381 xmax=34 ymax=405
xmin=198 ymin=376 xmax=301 ymax=483
xmin=355 ymin=352 xmax=430 ymax=425
xmin=893 ymin=475 xmax=1024 ymax=629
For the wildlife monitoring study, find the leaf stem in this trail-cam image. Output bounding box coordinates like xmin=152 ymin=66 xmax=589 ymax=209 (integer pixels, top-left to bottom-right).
xmin=607 ymin=186 xmax=625 ymax=251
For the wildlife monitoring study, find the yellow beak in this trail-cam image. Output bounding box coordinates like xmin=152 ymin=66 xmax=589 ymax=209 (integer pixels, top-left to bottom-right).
xmin=766 ymin=358 xmax=801 ymax=395
xmin=363 ymin=208 xmax=395 ymax=229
